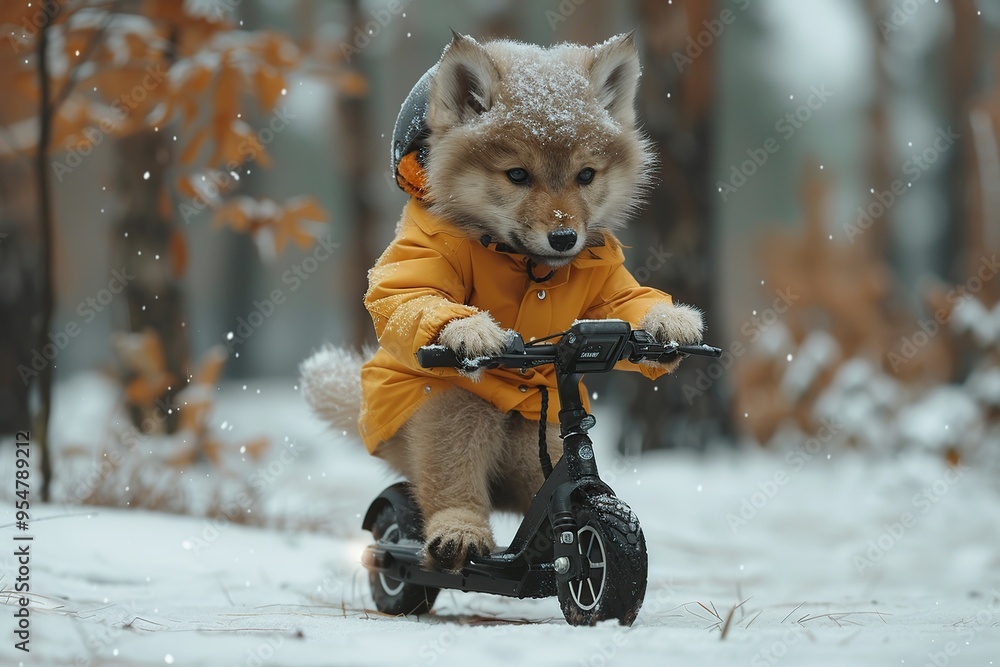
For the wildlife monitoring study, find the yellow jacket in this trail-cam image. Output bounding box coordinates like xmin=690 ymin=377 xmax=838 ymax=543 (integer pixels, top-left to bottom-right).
xmin=359 ymin=199 xmax=672 ymax=453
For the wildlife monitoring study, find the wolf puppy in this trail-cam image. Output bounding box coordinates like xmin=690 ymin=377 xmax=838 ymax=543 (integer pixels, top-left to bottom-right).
xmin=301 ymin=33 xmax=703 ymax=570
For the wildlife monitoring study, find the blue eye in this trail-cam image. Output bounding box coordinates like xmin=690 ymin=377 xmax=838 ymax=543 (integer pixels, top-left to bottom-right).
xmin=506 ymin=168 xmax=530 ymax=185
xmin=577 ymin=168 xmax=595 ymax=185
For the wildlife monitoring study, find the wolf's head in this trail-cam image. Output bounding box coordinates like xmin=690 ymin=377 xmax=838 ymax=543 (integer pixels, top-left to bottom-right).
xmin=422 ymin=32 xmax=655 ymax=269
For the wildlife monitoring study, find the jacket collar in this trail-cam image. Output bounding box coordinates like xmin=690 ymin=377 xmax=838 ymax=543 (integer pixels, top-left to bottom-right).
xmin=404 ymin=198 xmax=625 ymax=285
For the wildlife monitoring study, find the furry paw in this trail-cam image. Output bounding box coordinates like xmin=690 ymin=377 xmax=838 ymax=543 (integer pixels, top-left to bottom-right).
xmin=438 ymin=311 xmax=510 ymax=358
xmin=640 ymin=302 xmax=704 ymax=345
xmin=640 ymin=302 xmax=704 ymax=373
xmin=423 ymin=508 xmax=496 ymax=571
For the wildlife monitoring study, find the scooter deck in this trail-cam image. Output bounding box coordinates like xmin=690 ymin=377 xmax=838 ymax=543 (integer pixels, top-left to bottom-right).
xmin=363 ymin=541 xmax=557 ymax=599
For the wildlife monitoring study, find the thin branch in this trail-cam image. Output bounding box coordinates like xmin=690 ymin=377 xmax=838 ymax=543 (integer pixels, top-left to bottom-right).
xmin=695 ymin=601 xmax=722 ymax=621
xmin=798 ymin=611 xmax=890 ymax=625
xmin=719 ymin=605 xmax=736 ymax=640
xmin=48 ymin=0 xmax=125 ymax=117
xmin=781 ymin=601 xmax=806 ymax=624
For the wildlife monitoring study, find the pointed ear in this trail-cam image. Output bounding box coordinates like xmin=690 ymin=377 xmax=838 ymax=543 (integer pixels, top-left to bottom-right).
xmin=589 ymin=31 xmax=641 ymax=127
xmin=427 ymin=32 xmax=501 ymax=129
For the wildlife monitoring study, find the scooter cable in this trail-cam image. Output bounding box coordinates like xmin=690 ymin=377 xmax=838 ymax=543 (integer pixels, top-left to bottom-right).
xmin=538 ymin=385 xmax=553 ymax=478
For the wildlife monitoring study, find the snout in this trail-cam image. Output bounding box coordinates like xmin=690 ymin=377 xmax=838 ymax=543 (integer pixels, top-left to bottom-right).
xmin=547 ymin=228 xmax=578 ymax=252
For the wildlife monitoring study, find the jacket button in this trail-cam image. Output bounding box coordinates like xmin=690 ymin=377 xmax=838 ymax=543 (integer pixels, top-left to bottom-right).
xmin=537 ymin=290 xmax=546 ymax=300
xmin=424 ymin=385 xmax=431 ymax=394
xmin=518 ymin=385 xmax=528 ymax=392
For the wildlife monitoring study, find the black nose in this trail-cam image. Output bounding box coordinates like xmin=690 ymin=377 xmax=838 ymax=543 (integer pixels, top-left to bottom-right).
xmin=548 ymin=228 xmax=577 ymax=252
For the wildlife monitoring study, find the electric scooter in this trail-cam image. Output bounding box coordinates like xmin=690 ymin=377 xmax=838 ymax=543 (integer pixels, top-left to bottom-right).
xmin=360 ymin=319 xmax=721 ymax=626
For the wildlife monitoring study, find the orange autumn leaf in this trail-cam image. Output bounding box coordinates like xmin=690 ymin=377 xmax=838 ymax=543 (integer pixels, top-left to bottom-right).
xmin=276 ymin=196 xmax=328 ymax=253
xmin=125 ymin=32 xmax=152 ymax=60
xmin=260 ymin=33 xmax=300 ymax=68
xmin=336 ymin=70 xmax=369 ymax=97
xmin=180 ymin=127 xmax=208 ymax=165
xmin=63 ymin=27 xmax=101 ymax=64
xmin=283 ymin=196 xmax=326 ymax=222
xmin=241 ymin=437 xmax=269 ymax=461
xmin=211 ymin=196 xmax=328 ymax=256
xmin=169 ymin=229 xmax=188 ymax=277
xmin=114 ymin=330 xmax=177 ymax=409
xmin=184 ymin=64 xmax=214 ymax=93
xmin=125 ymin=373 xmax=174 ymax=408
xmin=176 ymin=175 xmax=199 ymax=200
xmin=254 ymin=66 xmax=285 ymax=112
xmin=194 ymin=345 xmax=228 ymax=387
xmin=211 ymin=197 xmax=253 ymax=232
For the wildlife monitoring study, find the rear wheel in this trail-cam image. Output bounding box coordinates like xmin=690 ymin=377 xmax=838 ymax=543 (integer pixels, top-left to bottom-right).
xmin=369 ymin=504 xmax=439 ymax=616
xmin=557 ymin=493 xmax=647 ymax=626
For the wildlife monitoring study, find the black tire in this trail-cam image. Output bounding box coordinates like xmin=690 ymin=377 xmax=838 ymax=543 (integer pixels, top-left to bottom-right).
xmin=369 ymin=504 xmax=440 ymax=616
xmin=557 ymin=493 xmax=647 ymax=626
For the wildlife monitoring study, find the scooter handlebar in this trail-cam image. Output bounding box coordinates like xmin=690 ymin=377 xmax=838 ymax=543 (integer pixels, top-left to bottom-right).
xmin=415 ymin=345 xmax=466 ymax=370
xmin=417 ymin=327 xmax=721 ymax=371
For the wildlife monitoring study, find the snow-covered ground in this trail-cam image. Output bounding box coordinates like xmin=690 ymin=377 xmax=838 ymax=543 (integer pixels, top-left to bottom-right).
xmin=2 ymin=376 xmax=1000 ymax=666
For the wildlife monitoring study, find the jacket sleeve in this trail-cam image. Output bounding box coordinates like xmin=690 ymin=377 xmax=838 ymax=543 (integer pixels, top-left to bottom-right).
xmin=582 ymin=263 xmax=673 ymax=380
xmin=365 ymin=233 xmax=477 ymax=375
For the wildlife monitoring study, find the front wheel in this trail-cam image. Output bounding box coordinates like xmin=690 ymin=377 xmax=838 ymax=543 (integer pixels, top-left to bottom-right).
xmin=557 ymin=493 xmax=647 ymax=626
xmin=369 ymin=503 xmax=440 ymax=616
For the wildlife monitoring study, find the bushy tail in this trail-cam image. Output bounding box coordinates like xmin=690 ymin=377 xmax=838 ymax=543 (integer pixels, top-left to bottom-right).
xmin=299 ymin=345 xmax=367 ymax=434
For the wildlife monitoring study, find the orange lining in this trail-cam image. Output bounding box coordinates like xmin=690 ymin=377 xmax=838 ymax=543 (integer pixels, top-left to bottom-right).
xmin=396 ymin=151 xmax=427 ymax=199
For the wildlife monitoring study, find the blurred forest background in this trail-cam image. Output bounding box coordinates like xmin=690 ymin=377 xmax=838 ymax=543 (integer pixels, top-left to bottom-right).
xmin=1 ymin=0 xmax=999 ymax=505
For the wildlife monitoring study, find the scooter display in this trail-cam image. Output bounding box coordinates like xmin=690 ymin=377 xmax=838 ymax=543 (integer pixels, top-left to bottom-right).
xmin=360 ymin=319 xmax=721 ymax=626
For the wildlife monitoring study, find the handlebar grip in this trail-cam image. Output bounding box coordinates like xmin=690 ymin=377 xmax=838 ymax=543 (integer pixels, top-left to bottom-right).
xmin=675 ymin=343 xmax=723 ymax=358
xmin=416 ymin=345 xmax=464 ymax=368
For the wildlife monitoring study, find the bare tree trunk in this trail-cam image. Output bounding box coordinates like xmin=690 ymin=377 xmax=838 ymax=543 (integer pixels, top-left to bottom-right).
xmin=617 ymin=0 xmax=731 ymax=454
xmin=947 ymin=0 xmax=982 ymax=282
xmin=0 ymin=160 xmax=40 ymax=438
xmin=112 ymin=128 xmax=188 ymax=432
xmin=339 ymin=0 xmax=380 ymax=347
xmin=33 ymin=0 xmax=57 ymax=501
